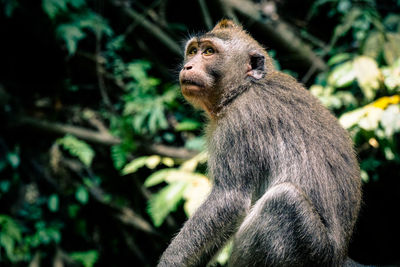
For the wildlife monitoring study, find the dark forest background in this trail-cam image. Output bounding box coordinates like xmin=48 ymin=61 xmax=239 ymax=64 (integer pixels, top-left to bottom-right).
xmin=0 ymin=0 xmax=400 ymax=266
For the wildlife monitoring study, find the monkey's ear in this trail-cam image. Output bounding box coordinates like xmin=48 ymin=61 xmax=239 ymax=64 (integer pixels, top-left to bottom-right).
xmin=247 ymin=51 xmax=265 ymax=80
xmin=212 ymin=19 xmax=240 ymax=31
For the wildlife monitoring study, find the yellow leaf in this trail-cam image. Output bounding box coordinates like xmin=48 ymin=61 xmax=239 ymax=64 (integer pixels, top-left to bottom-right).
xmin=371 ymin=95 xmax=400 ymax=109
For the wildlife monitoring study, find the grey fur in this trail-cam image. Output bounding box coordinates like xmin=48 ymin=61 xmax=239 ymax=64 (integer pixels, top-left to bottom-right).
xmin=158 ymin=20 xmax=362 ymax=267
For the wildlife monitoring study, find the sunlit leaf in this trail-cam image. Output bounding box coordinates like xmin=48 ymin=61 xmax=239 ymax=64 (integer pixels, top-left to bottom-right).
xmin=121 ymin=156 xmax=148 ymax=175
xmin=162 ymin=157 xmax=174 ymax=167
xmin=175 ymin=119 xmax=202 ymax=131
xmin=148 ymin=181 xmax=187 ymax=227
xmin=371 ymin=95 xmax=400 ymax=109
xmin=339 ymin=105 xmax=377 ymax=129
xmin=328 ymin=60 xmax=356 ymax=88
xmin=360 ymin=170 xmax=369 ymax=183
xmin=144 ymin=169 xmax=175 ymax=187
xmin=145 ymin=155 xmax=161 ymax=169
xmin=215 ymin=241 xmax=233 ymax=266
xmin=353 ymin=56 xmax=382 ymax=101
xmin=358 ymin=107 xmax=383 ymax=130
xmin=382 ymin=59 xmax=400 ymax=92
xmin=380 ymin=104 xmax=400 ymax=138
xmin=183 ymin=175 xmax=211 ymax=217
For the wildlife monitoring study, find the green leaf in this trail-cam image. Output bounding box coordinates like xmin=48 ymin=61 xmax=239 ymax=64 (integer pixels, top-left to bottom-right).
xmin=42 ymin=0 xmax=67 ymax=19
xmin=3 ymin=0 xmax=19 ymax=17
xmin=57 ymin=134 xmax=95 ymax=167
xmin=362 ymin=31 xmax=384 ymax=59
xmin=185 ymin=137 xmax=206 ymax=151
xmin=0 ymin=215 xmax=22 ymax=261
xmin=0 ymin=215 xmax=22 ymax=241
xmin=121 ymin=156 xmax=148 ymax=175
xmin=69 ymin=250 xmax=99 ymax=267
xmin=75 ymin=186 xmax=89 ymax=204
xmin=56 ymin=24 xmax=86 ymax=55
xmin=111 ymin=145 xmax=127 ymax=170
xmin=7 ymin=152 xmax=19 ymax=169
xmin=144 ymin=169 xmax=176 ymax=187
xmin=383 ymin=33 xmax=400 ymax=65
xmin=327 ymin=53 xmax=352 ymax=66
xmin=69 ymin=0 xmax=85 ymax=8
xmin=48 ymin=194 xmax=59 ymax=212
xmin=148 ymin=181 xmax=187 ymax=227
xmin=175 ymin=119 xmax=202 ymax=131
xmin=0 ymin=233 xmax=14 ymax=260
xmin=56 ymin=12 xmax=113 ymax=55
xmin=332 ymin=8 xmax=362 ymax=43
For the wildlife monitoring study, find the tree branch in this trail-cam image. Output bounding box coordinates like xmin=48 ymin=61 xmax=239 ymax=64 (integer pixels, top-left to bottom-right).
xmin=112 ymin=1 xmax=181 ymax=56
xmin=224 ymin=0 xmax=327 ymax=72
xmin=14 ymin=116 xmax=198 ymax=159
xmin=17 ymin=116 xmax=121 ymax=145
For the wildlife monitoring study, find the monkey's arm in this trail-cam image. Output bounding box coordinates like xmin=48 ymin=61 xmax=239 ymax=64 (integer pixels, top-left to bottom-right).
xmin=158 ymin=188 xmax=250 ymax=267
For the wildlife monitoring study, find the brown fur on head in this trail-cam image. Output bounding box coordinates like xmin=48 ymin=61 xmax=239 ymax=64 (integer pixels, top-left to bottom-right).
xmin=179 ymin=20 xmax=274 ymax=118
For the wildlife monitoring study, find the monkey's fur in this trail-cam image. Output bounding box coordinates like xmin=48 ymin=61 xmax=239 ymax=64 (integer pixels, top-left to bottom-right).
xmin=158 ymin=20 xmax=362 ymax=267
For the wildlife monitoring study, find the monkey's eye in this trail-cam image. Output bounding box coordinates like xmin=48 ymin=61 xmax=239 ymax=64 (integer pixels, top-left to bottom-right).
xmin=188 ymin=47 xmax=198 ymax=56
xmin=203 ymin=47 xmax=215 ymax=56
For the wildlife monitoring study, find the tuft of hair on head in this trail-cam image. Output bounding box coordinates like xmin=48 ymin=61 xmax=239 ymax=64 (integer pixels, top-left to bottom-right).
xmin=212 ymin=19 xmax=242 ymax=31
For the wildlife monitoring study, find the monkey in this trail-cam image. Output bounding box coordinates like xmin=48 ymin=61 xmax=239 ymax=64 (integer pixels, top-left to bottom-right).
xmin=158 ymin=19 xmax=362 ymax=267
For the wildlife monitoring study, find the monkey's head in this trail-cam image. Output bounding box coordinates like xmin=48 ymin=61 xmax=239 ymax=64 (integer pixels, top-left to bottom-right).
xmin=180 ymin=19 xmax=274 ymax=117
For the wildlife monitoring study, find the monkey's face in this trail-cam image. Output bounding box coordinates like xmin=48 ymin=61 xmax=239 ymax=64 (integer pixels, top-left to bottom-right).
xmin=180 ymin=38 xmax=223 ymax=98
xmin=180 ymin=20 xmax=270 ymax=116
xmin=180 ymin=37 xmax=247 ymax=114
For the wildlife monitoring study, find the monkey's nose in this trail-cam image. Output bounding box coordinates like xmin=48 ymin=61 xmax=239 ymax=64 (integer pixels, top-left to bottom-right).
xmin=183 ymin=64 xmax=193 ymax=71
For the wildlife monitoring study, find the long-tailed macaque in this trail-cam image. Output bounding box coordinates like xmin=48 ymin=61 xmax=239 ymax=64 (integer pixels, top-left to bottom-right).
xmin=158 ymin=19 xmax=362 ymax=267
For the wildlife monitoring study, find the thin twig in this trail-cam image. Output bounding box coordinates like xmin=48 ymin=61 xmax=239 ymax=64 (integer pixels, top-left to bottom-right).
xmin=112 ymin=1 xmax=181 ymax=56
xmin=198 ymin=0 xmax=213 ymax=30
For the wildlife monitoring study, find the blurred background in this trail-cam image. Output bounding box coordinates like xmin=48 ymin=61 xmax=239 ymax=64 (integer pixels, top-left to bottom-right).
xmin=0 ymin=0 xmax=399 ymax=266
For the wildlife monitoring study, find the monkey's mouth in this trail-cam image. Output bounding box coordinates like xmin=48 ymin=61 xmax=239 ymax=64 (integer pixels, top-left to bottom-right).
xmin=181 ymin=79 xmax=204 ymax=88
xmin=180 ymin=79 xmax=205 ymax=93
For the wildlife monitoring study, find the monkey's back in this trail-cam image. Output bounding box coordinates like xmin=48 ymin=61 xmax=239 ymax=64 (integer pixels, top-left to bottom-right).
xmin=206 ymin=71 xmax=362 ymax=254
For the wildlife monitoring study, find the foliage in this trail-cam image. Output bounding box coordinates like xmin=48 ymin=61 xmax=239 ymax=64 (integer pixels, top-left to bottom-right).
xmin=69 ymin=250 xmax=99 ymax=267
xmin=0 ymin=0 xmax=399 ymax=266
xmin=309 ymin=3 xmax=400 ymax=183
xmin=57 ymin=134 xmax=95 ymax=167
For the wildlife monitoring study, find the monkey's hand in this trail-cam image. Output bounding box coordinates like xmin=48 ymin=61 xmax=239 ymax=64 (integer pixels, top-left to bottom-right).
xmin=158 ymin=189 xmax=250 ymax=267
